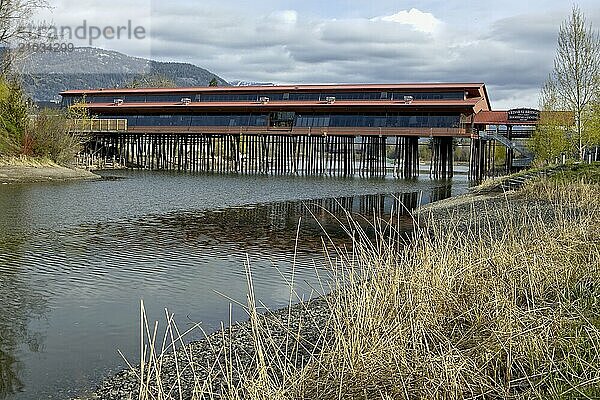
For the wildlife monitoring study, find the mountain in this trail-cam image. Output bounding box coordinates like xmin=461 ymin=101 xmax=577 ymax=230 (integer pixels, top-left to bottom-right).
xmin=16 ymin=47 xmax=229 ymax=102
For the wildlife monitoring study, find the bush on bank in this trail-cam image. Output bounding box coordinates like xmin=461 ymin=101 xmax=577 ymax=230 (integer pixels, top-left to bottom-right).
xmin=0 ymin=77 xmax=83 ymax=165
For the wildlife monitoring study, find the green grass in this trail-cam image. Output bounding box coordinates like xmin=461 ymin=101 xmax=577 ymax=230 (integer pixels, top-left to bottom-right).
xmin=549 ymin=162 xmax=600 ymax=184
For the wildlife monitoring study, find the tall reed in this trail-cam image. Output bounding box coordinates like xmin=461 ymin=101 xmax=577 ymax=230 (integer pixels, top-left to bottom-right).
xmin=121 ymin=176 xmax=600 ymax=400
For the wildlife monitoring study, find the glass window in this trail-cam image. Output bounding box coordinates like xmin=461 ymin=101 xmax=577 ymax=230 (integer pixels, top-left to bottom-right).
xmin=88 ymin=96 xmax=116 ymax=103
xmin=391 ymin=92 xmax=464 ymax=101
xmin=97 ymin=113 xmax=462 ymax=128
xmin=289 ymin=93 xmax=320 ymax=101
xmin=197 ymin=93 xmax=260 ymax=102
xmin=250 ymin=114 xmax=268 ymax=126
xmin=145 ymin=95 xmax=183 ymax=103
xmin=307 ymin=115 xmax=330 ymax=127
xmin=123 ymin=95 xmax=146 ymax=102
xmin=270 ymin=112 xmax=295 ymax=128
xmin=120 ymin=116 xmax=138 ymax=126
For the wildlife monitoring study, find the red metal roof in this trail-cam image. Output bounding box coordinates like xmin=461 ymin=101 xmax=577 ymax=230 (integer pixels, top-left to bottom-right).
xmin=475 ymin=111 xmax=510 ymax=124
xmin=81 ymin=98 xmax=483 ymax=112
xmin=474 ymin=111 xmax=539 ymax=125
xmin=61 ymin=82 xmax=486 ymax=95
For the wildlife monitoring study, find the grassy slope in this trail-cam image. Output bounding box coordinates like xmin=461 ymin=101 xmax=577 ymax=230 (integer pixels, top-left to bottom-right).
xmin=549 ymin=162 xmax=600 ymax=184
xmin=0 ymin=155 xmax=60 ymax=167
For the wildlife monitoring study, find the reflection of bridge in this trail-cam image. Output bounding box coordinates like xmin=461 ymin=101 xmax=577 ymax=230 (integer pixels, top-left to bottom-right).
xmin=63 ymin=84 xmax=545 ymax=180
xmin=158 ymin=189 xmax=455 ymax=252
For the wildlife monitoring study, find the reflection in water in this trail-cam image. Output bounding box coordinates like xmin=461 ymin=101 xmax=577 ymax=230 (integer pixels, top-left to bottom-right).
xmin=0 ymin=179 xmax=455 ymax=400
xmin=0 ymin=271 xmax=47 ymax=398
xmin=0 ymin=190 xmax=48 ymax=399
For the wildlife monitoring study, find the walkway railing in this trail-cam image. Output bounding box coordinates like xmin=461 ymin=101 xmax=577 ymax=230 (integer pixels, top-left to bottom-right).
xmin=70 ymin=119 xmax=128 ymax=132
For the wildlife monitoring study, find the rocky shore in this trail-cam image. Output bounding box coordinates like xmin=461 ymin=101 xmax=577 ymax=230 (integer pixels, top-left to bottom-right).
xmin=91 ymin=297 xmax=333 ymax=399
xmin=0 ymin=163 xmax=100 ymax=184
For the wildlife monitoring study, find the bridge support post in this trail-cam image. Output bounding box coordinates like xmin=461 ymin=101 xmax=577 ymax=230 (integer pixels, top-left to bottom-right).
xmin=469 ymin=137 xmax=497 ymax=181
xmin=358 ymin=135 xmax=388 ymax=178
xmin=430 ymin=137 xmax=453 ymax=179
xmin=393 ymin=136 xmax=419 ymax=179
xmin=505 ymin=125 xmax=514 ymax=173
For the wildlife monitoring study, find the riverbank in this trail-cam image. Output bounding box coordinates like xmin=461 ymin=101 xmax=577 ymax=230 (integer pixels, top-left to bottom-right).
xmin=0 ymin=157 xmax=100 ymax=184
xmin=91 ymin=164 xmax=600 ymax=400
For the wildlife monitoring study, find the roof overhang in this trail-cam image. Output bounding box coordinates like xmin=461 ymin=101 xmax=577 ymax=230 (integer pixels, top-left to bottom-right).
xmin=474 ymin=111 xmax=539 ymax=125
xmin=81 ymin=99 xmax=482 ymax=114
xmin=61 ymin=82 xmax=488 ymax=96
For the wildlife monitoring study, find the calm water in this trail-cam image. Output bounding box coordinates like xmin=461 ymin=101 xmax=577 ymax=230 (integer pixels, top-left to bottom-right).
xmin=0 ymin=171 xmax=469 ymax=399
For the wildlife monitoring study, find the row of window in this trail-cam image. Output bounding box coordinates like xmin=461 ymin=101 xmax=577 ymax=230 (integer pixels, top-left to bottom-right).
xmin=197 ymin=92 xmax=466 ymax=102
xmin=61 ymin=91 xmax=465 ymax=106
xmin=295 ymin=114 xmax=461 ymax=128
xmin=103 ymin=114 xmax=269 ymax=127
xmin=100 ymin=113 xmax=463 ymax=128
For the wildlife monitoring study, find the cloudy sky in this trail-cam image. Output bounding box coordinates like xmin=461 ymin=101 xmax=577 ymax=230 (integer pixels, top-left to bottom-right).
xmin=34 ymin=0 xmax=600 ymax=109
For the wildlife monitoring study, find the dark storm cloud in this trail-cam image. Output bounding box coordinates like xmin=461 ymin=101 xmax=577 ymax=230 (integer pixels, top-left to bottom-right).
xmin=486 ymin=13 xmax=563 ymax=51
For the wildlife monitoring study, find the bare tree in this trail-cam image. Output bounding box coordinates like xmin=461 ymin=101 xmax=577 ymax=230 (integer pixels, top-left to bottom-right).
xmin=0 ymin=0 xmax=47 ymax=43
xmin=545 ymin=6 xmax=600 ymax=159
xmin=0 ymin=0 xmax=48 ymax=75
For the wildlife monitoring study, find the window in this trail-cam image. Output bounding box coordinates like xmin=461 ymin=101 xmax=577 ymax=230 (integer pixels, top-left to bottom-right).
xmin=295 ymin=113 xmax=461 ymax=128
xmin=249 ymin=114 xmax=268 ymax=126
xmin=88 ymin=96 xmax=116 ymax=103
xmin=391 ymin=92 xmax=464 ymax=101
xmin=145 ymin=95 xmax=183 ymax=103
xmin=124 ymin=95 xmax=147 ymax=102
xmin=95 ymin=113 xmax=462 ymax=129
xmin=197 ymin=93 xmax=261 ymax=102
xmin=270 ymin=112 xmax=295 ymax=128
xmin=60 ymin=95 xmax=83 ymax=107
xmin=289 ymin=93 xmax=320 ymax=101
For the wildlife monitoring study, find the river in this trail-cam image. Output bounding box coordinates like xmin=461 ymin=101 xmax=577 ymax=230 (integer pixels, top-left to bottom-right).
xmin=0 ymin=171 xmax=469 ymax=399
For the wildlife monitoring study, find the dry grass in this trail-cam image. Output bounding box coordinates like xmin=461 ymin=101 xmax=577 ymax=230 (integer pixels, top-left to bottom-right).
xmin=123 ymin=175 xmax=600 ymax=400
xmin=0 ymin=155 xmax=59 ymax=167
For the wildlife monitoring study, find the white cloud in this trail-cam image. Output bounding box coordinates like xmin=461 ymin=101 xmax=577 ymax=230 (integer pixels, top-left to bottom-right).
xmin=143 ymin=7 xmax=557 ymax=108
xmin=371 ymin=8 xmax=442 ymax=34
xmin=30 ymin=1 xmax=600 ymax=109
xmin=268 ymin=10 xmax=298 ymax=25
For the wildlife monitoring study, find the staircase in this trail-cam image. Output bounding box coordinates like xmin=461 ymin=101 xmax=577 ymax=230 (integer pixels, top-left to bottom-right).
xmin=481 ymin=131 xmax=534 ymax=167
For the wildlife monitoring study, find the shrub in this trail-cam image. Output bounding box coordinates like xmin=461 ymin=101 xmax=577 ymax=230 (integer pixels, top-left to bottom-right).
xmin=0 ymin=78 xmax=30 ymax=156
xmin=25 ymin=109 xmax=82 ymax=164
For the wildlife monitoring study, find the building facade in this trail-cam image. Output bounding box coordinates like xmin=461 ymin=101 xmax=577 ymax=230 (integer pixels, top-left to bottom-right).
xmin=61 ymin=83 xmax=532 ymax=179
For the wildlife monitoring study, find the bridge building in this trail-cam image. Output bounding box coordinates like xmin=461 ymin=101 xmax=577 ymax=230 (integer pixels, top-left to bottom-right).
xmin=60 ymin=83 xmax=536 ymax=179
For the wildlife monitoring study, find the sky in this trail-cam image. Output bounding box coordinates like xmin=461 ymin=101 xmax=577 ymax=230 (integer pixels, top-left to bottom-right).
xmin=32 ymin=0 xmax=600 ymax=109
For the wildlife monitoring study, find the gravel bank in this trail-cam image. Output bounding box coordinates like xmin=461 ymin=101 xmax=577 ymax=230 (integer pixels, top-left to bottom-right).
xmin=91 ymin=297 xmax=333 ymax=400
xmin=0 ymin=164 xmax=100 ymax=184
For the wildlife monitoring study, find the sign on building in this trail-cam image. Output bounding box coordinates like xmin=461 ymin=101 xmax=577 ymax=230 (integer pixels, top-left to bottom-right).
xmin=507 ymin=108 xmax=540 ymax=122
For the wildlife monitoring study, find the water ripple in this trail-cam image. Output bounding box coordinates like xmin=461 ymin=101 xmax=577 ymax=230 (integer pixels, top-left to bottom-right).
xmin=0 ymin=172 xmax=467 ymax=400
